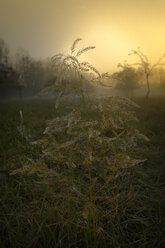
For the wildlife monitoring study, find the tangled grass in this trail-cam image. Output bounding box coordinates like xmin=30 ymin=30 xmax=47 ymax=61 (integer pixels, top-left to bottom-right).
xmin=0 ymin=98 xmax=164 ymax=247
xmin=6 ymin=39 xmax=153 ymax=247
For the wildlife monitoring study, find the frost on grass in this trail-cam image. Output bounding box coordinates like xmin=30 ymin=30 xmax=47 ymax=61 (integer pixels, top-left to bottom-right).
xmin=11 ymin=39 xmax=149 ymax=236
xmin=39 ymin=96 xmax=147 ymax=169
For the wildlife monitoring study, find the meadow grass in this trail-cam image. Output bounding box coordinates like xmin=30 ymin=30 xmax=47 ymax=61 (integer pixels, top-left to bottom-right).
xmin=0 ymin=97 xmax=165 ymax=248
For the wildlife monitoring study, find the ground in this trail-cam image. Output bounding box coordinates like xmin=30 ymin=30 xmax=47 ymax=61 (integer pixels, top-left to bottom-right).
xmin=0 ymin=97 xmax=164 ymax=248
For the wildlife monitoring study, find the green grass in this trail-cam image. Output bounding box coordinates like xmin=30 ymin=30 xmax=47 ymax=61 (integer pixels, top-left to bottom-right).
xmin=0 ymin=97 xmax=165 ymax=248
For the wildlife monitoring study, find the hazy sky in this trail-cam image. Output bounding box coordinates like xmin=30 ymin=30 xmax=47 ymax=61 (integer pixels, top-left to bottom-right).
xmin=0 ymin=0 xmax=165 ymax=72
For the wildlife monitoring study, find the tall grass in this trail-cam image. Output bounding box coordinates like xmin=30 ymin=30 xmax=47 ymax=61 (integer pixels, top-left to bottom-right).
xmin=5 ymin=40 xmax=152 ymax=247
xmin=0 ymin=97 xmax=165 ymax=247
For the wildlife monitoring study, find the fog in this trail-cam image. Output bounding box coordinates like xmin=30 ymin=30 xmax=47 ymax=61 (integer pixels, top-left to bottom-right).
xmin=0 ymin=36 xmax=165 ymax=101
xmin=0 ymin=0 xmax=165 ymax=72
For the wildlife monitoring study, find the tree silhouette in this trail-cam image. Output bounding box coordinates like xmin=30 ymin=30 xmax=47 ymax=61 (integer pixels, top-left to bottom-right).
xmin=128 ymin=49 xmax=165 ymax=99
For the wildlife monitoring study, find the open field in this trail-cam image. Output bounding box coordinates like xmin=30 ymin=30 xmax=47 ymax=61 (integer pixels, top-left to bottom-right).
xmin=0 ymin=97 xmax=165 ymax=248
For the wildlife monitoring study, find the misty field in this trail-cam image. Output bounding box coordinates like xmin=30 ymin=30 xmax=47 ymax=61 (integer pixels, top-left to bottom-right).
xmin=1 ymin=0 xmax=165 ymax=246
xmin=0 ymin=97 xmax=164 ymax=248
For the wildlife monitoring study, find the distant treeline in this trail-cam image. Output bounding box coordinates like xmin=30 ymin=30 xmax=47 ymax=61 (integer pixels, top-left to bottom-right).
xmin=0 ymin=37 xmax=165 ymax=99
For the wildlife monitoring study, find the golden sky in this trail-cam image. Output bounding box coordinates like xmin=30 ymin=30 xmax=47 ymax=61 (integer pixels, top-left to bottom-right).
xmin=0 ymin=0 xmax=165 ymax=72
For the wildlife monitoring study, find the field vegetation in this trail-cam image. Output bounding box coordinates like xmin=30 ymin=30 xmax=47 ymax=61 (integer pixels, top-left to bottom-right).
xmin=0 ymin=39 xmax=165 ymax=248
xmin=0 ymin=98 xmax=165 ymax=247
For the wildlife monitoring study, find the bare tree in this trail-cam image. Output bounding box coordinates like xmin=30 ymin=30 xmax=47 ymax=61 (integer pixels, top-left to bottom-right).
xmin=128 ymin=49 xmax=165 ymax=99
xmin=0 ymin=38 xmax=9 ymax=64
xmin=14 ymin=51 xmax=47 ymax=97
